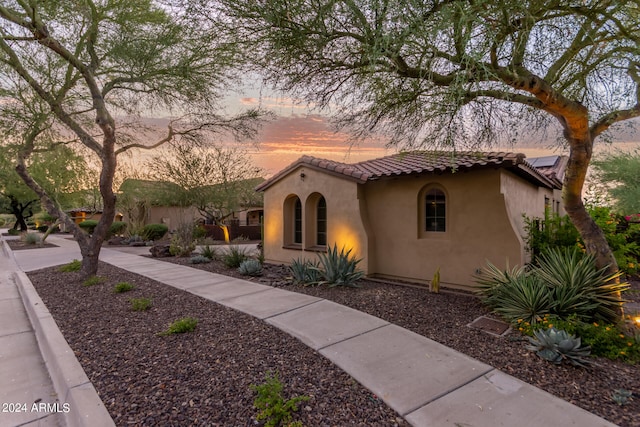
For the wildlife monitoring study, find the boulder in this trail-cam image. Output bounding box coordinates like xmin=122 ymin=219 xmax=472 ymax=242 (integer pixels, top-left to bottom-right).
xmin=150 ymin=243 xmax=172 ymax=258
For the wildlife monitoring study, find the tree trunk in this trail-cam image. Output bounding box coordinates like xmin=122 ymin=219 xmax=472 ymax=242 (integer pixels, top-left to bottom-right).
xmin=562 ymin=134 xmax=618 ymax=276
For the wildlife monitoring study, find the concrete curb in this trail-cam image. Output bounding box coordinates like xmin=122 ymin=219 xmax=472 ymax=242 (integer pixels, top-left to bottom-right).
xmin=4 ymin=240 xmax=115 ymax=427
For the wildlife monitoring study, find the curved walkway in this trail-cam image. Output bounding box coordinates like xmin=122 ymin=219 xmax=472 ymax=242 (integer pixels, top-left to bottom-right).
xmin=1 ymin=233 xmax=617 ymax=427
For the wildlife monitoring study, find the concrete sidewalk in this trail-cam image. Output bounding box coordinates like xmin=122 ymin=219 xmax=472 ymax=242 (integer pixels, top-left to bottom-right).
xmin=4 ymin=233 xmax=618 ymax=427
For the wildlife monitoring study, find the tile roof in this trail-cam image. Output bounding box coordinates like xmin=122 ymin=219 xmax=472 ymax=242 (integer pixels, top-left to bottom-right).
xmin=255 ymin=151 xmax=564 ymax=191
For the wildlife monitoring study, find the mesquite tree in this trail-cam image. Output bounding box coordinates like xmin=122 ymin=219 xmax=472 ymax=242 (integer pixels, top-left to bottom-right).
xmin=222 ymin=0 xmax=640 ymax=275
xmin=0 ymin=1 xmax=261 ymax=277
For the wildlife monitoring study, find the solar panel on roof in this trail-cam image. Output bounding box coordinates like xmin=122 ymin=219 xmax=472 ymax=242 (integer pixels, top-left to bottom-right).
xmin=528 ymin=156 xmax=559 ymax=168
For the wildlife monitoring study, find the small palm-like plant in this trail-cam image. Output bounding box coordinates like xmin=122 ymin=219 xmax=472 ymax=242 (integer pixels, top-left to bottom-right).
xmin=314 ymin=244 xmax=364 ymax=287
xmin=526 ymin=327 xmax=592 ymax=367
xmin=536 ymin=247 xmax=628 ymax=322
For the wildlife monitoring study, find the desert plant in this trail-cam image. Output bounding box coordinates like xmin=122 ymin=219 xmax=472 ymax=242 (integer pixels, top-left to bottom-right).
xmin=21 ymin=231 xmax=41 ymax=245
xmin=222 ymin=245 xmax=248 ymax=268
xmin=159 ymin=317 xmax=198 ymax=335
xmin=489 ymin=274 xmax=552 ymax=325
xmin=251 ymin=371 xmax=309 ymax=427
xmin=58 ymin=259 xmax=82 ymax=272
xmin=189 ymin=255 xmax=211 ymax=264
xmin=83 ymin=276 xmax=104 ymax=287
xmin=113 ymin=282 xmax=135 ymax=293
xmin=611 ymin=389 xmax=633 ymax=406
xmin=536 ymin=247 xmax=628 ymax=323
xmin=200 ymin=244 xmax=217 ymax=260
xmin=289 ymin=258 xmax=322 ymax=285
xmin=314 ymin=244 xmax=364 ymax=287
xmin=130 ymin=297 xmax=152 ymax=311
xmin=169 ymin=222 xmax=196 ymax=257
xmin=238 ymin=258 xmax=263 ymax=276
xmin=78 ymin=219 xmax=98 ymax=234
xmin=141 ymin=223 xmax=169 ymax=241
xmin=8 ymin=228 xmax=20 ymax=236
xmin=526 ymin=327 xmax=592 ymax=367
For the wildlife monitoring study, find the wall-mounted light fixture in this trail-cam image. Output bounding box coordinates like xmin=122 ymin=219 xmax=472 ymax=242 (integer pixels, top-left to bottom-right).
xmin=300 ymin=172 xmax=306 ymax=181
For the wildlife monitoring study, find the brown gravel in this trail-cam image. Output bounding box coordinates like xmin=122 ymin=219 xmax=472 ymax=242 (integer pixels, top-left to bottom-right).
xmin=21 ymin=241 xmax=640 ymax=427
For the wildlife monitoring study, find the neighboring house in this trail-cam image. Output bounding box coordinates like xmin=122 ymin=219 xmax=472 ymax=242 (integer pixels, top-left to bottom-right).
xmin=67 ymin=207 xmax=123 ymax=224
xmin=118 ymin=179 xmax=201 ymax=231
xmin=256 ymin=151 xmax=567 ymax=290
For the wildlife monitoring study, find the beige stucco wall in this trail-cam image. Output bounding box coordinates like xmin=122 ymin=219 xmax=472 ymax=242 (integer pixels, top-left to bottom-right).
xmin=262 ymin=166 xmax=369 ymax=270
xmin=500 ymin=172 xmax=565 ymax=264
xmin=263 ymin=165 xmax=562 ymax=290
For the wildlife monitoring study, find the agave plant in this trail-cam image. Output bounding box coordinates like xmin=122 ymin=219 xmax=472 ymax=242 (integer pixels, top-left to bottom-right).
xmin=289 ymin=258 xmax=322 ymax=285
xmin=238 ymin=258 xmax=263 ymax=276
xmin=314 ymin=244 xmax=364 ymax=287
xmin=526 ymin=327 xmax=592 ymax=367
xmin=535 ymin=247 xmax=628 ymax=323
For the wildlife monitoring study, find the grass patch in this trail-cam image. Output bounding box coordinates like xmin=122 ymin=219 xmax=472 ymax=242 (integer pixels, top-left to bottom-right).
xmin=130 ymin=297 xmax=152 ymax=311
xmin=159 ymin=317 xmax=198 ymax=336
xmin=113 ymin=282 xmax=135 ymax=293
xmin=58 ymin=259 xmax=81 ymax=272
xmin=82 ymin=275 xmax=105 ymax=287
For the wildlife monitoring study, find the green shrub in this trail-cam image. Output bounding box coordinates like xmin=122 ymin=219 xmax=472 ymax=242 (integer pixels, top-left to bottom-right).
xmin=58 ymin=259 xmax=82 ymax=272
xmin=518 ymin=315 xmax=640 ymax=363
xmin=113 ymin=282 xmax=135 ymax=293
xmin=83 ymin=276 xmax=104 ymax=286
xmin=314 ymin=244 xmax=364 ymax=287
xmin=222 ymin=245 xmax=248 ymax=268
xmin=8 ymin=228 xmax=20 ymax=236
xmin=109 ymin=221 xmax=127 ymax=237
xmin=78 ymin=219 xmax=98 ymax=234
xmin=526 ymin=327 xmax=592 ymax=367
xmin=238 ymin=259 xmax=263 ymax=276
xmin=141 ymin=223 xmax=168 ymax=241
xmin=130 ymin=297 xmax=152 ymax=311
xmin=251 ymin=371 xmax=309 ymax=427
xmin=189 ymin=255 xmax=211 ymax=264
xmin=200 ymin=244 xmax=217 ymax=260
xmin=159 ymin=317 xmax=198 ymax=335
xmin=21 ymin=232 xmax=41 ymax=245
xmin=536 ymin=247 xmax=627 ymax=322
xmin=476 ymin=247 xmax=628 ymax=325
xmin=36 ymin=225 xmax=48 ymax=233
xmin=169 ymin=222 xmax=196 ymax=257
xmin=289 ymin=258 xmax=322 ymax=285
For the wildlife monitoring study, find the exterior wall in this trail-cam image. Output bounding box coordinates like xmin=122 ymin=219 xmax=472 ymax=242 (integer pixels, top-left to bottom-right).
xmin=500 ymin=171 xmax=563 ymax=264
xmin=262 ymin=166 xmax=369 ymax=270
xmin=262 ymin=165 xmax=559 ymax=290
xmin=145 ymin=206 xmax=201 ymax=231
xmin=362 ymin=169 xmax=529 ymax=290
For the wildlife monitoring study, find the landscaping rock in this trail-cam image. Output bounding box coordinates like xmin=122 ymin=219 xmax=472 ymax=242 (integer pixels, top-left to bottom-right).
xmin=150 ymin=243 xmax=171 ymax=257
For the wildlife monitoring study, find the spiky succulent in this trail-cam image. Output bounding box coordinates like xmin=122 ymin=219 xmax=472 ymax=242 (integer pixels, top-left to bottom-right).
xmin=238 ymin=258 xmax=263 ymax=276
xmin=526 ymin=327 xmax=592 ymax=367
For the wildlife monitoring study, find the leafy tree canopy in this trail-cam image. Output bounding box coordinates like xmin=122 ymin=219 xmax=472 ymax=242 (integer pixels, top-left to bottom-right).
xmin=144 ymin=142 xmax=264 ymax=224
xmin=592 ymin=149 xmax=640 ymax=214
xmin=222 ymin=0 xmax=640 ymax=273
xmin=0 ymin=0 xmax=262 ymax=275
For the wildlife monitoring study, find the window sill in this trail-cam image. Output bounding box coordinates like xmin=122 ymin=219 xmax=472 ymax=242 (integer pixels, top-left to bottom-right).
xmin=282 ymin=244 xmax=302 ymax=250
xmin=304 ymin=245 xmax=327 ymax=253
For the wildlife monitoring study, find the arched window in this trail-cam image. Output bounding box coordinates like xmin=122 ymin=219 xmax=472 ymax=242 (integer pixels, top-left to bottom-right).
xmin=294 ymin=198 xmax=302 ymax=244
xmin=283 ymin=195 xmax=302 ymax=248
xmin=316 ymin=196 xmax=327 ymax=246
xmin=425 ymin=189 xmax=446 ymax=232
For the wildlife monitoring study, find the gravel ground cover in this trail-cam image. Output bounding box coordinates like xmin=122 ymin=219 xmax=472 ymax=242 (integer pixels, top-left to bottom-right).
xmin=27 ymin=262 xmax=408 ymax=427
xmin=158 ymin=255 xmax=640 ymax=427
xmin=16 ymin=238 xmax=639 ymax=427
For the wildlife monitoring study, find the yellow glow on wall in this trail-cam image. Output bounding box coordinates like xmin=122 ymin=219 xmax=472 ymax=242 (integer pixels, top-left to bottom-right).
xmin=331 ymin=222 xmax=361 ymax=256
xmin=263 ymin=216 xmax=278 ymax=244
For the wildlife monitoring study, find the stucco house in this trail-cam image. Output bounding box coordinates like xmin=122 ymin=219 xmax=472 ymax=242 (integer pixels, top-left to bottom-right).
xmin=256 ymin=151 xmax=568 ymax=290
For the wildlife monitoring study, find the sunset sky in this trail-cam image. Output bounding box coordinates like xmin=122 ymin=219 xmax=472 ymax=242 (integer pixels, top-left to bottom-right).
xmin=221 ymin=92 xmax=640 ymax=176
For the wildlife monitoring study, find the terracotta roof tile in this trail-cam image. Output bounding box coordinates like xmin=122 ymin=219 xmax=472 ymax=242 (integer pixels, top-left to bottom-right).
xmin=255 ymin=151 xmax=564 ymax=192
